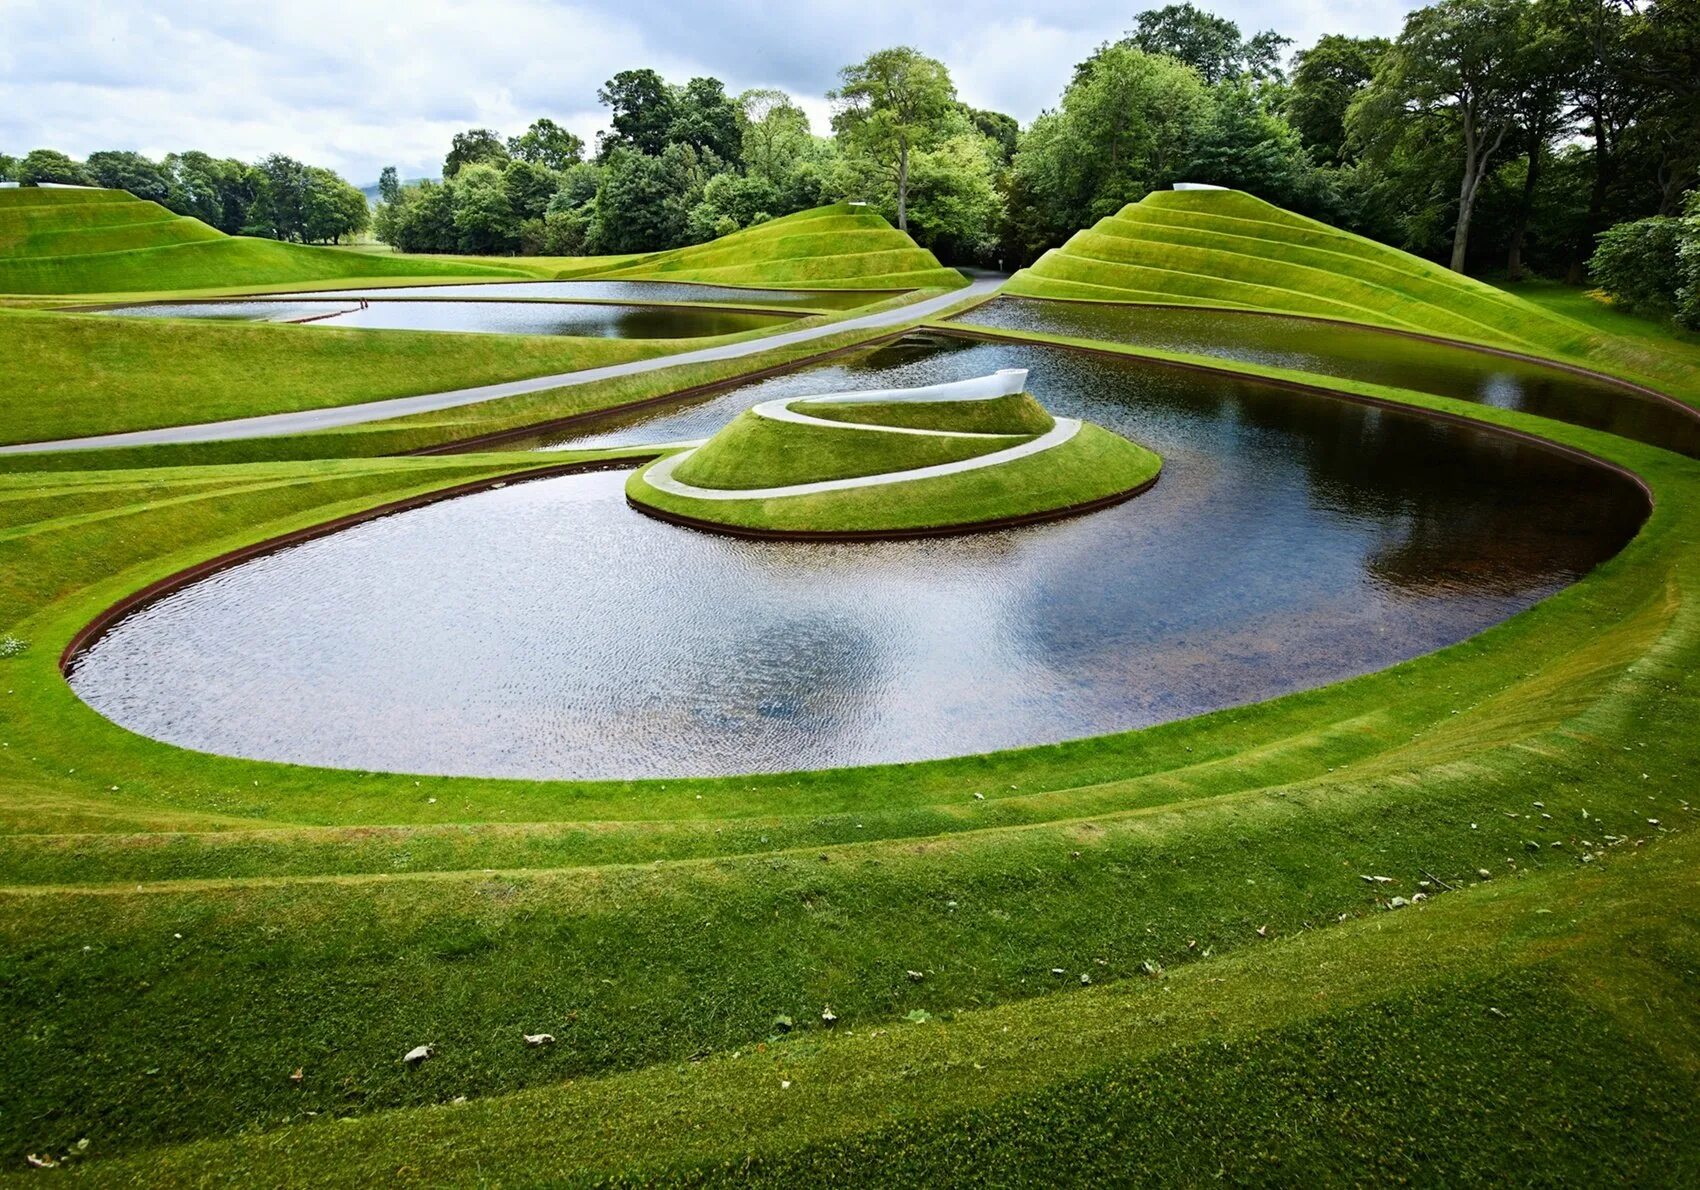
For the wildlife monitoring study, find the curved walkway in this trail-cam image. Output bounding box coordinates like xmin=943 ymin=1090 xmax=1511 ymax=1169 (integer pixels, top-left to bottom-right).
xmin=2 ymin=276 xmax=1004 ymax=455
xmin=638 ymin=369 xmax=1082 ymax=502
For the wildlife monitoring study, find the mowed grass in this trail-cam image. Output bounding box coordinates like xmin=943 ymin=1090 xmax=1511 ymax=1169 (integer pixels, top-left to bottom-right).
xmin=586 ymin=203 xmax=969 ymax=290
xmin=0 ymin=189 xmax=526 ymax=295
xmin=0 ymin=307 xmax=681 ymax=446
xmin=2 ymin=192 xmax=1699 ymax=1179
xmin=1005 ymin=189 xmax=1606 ymax=355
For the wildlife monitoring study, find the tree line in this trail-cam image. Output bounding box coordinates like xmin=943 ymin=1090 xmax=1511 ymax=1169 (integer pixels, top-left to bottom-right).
xmin=4 ymin=2 xmax=1696 ymax=323
xmin=0 ymin=147 xmax=371 ymax=245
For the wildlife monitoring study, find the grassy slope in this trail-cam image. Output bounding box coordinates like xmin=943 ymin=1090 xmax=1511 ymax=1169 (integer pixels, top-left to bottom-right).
xmin=669 ymin=410 xmax=1022 ymax=489
xmin=586 ymin=204 xmax=969 ymax=290
xmin=638 ymin=421 xmax=1159 ymax=529
xmin=0 ymin=189 xmax=526 ymax=295
xmin=0 ymin=307 xmax=682 ymax=446
xmin=2 ymin=196 xmax=1699 ymax=1180
xmin=805 ymin=391 xmax=1056 ymax=434
xmin=1006 ymin=189 xmax=1600 ymax=352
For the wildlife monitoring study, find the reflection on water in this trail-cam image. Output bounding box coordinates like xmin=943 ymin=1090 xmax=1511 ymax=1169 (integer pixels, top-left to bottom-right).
xmin=104 ymin=300 xmax=793 ymax=339
xmin=70 ymin=336 xmax=1647 ymax=779
xmin=955 ymin=297 xmax=1700 ymax=458
xmin=307 ymin=281 xmax=883 ymax=309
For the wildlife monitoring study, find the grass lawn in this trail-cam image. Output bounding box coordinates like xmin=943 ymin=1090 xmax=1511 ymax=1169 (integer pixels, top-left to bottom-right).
xmin=2 ymin=192 xmax=1698 ymax=1181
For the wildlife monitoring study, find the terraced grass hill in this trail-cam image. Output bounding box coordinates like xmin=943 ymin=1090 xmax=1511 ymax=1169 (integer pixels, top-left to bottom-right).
xmin=0 ymin=187 xmax=526 ymax=295
xmin=586 ymin=203 xmax=968 ymax=291
xmin=1004 ymin=188 xmax=1589 ymax=353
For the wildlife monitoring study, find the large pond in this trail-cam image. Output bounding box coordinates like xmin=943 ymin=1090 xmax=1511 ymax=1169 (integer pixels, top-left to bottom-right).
xmin=957 ymin=297 xmax=1700 ymax=458
xmin=104 ymin=300 xmax=793 ymax=339
xmin=68 ymin=335 xmax=1648 ymax=780
xmin=307 ymin=281 xmax=884 ymax=309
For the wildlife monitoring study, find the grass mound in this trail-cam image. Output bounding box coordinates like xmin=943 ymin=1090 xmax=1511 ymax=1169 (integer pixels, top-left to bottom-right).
xmin=627 ymin=372 xmax=1159 ymax=535
xmin=586 ymin=204 xmax=969 ymax=291
xmin=0 ymin=187 xmax=526 ymax=296
xmin=1005 ymin=188 xmax=1588 ymax=352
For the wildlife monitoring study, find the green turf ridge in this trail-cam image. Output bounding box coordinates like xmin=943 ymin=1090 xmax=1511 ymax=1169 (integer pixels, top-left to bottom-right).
xmin=1005 ymin=189 xmax=1601 ymax=355
xmin=0 ymin=288 xmax=967 ymax=470
xmin=18 ymin=826 xmax=1695 ymax=1184
xmin=3 ymin=201 xmax=1699 ymax=1177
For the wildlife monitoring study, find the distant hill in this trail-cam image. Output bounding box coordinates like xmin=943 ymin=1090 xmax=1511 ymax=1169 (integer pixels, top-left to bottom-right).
xmin=0 ymin=186 xmax=525 ymax=294
xmin=358 ymin=177 xmax=436 ymax=203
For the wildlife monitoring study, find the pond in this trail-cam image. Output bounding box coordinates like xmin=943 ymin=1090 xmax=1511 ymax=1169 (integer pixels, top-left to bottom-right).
xmin=67 ymin=335 xmax=1648 ymax=780
xmin=103 ymin=299 xmax=795 ymax=339
xmin=955 ymin=297 xmax=1700 ymax=458
xmin=306 ymin=280 xmax=886 ymax=309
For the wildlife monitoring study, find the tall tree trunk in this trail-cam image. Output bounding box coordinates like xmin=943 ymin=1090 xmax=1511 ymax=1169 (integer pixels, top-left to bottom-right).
xmin=1507 ymin=134 xmax=1544 ymax=281
xmin=897 ymin=139 xmax=909 ymax=232
xmin=1451 ymin=115 xmax=1506 ymax=274
xmin=1569 ymin=115 xmax=1611 ymax=283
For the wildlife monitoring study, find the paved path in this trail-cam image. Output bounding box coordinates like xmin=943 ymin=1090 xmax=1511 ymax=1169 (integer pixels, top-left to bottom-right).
xmin=3 ymin=277 xmax=1005 ymax=456
xmin=638 ymin=369 xmax=1083 ymax=502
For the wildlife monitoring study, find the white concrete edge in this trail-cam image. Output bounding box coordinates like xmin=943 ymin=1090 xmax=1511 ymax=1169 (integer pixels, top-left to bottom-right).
xmin=637 ymin=416 xmax=1081 ymax=502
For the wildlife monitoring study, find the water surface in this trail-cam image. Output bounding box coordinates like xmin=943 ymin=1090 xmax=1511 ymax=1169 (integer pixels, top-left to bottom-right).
xmin=106 ymin=300 xmax=793 ymax=339
xmin=956 ymin=297 xmax=1700 ymax=457
xmin=308 ymin=281 xmax=885 ymax=309
xmin=69 ymin=337 xmax=1647 ymax=780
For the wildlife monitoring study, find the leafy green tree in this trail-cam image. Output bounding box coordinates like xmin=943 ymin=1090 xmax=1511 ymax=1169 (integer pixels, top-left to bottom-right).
xmin=83 ymin=150 xmax=174 ymax=202
xmin=1503 ymin=0 xmax=1576 ymax=278
xmin=1125 ymin=4 xmax=1290 ymax=83
xmin=503 ymin=158 xmax=559 ymax=221
xmin=387 ymin=180 xmax=457 ymax=253
xmin=1350 ymin=0 xmax=1525 ymax=271
xmin=597 ymin=69 xmax=676 ymax=157
xmin=551 ymin=161 xmax=604 ymax=211
xmin=249 ymin=153 xmax=312 ymax=240
xmin=1183 ymin=81 xmax=1320 ymax=206
xmin=18 ymin=149 xmax=89 ymax=186
xmin=301 ymin=167 xmax=370 ymax=243
xmin=443 ymin=128 xmax=509 ymax=179
xmin=0 ymin=153 xmax=15 ymax=181
xmin=507 ymin=118 xmax=584 ymax=170
xmin=964 ymin=107 xmax=1020 ymax=163
xmin=1285 ymin=34 xmax=1389 ymax=164
xmin=739 ymin=89 xmax=812 ymax=184
xmin=1009 ymin=45 xmax=1211 ymax=249
xmin=163 ymin=152 xmax=258 ymax=233
xmin=378 ymin=166 xmax=402 ymax=206
xmin=1588 ymin=214 xmax=1685 ymax=311
xmin=451 ymin=162 xmax=519 ymax=253
xmin=904 ymin=132 xmax=1002 ymax=261
xmin=590 ymin=145 xmax=700 ymax=252
xmin=669 ymin=77 xmax=744 ymax=166
xmin=830 ymin=46 xmax=957 ymax=231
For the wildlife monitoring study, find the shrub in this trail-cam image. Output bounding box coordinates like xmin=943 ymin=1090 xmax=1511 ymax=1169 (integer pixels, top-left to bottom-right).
xmin=1589 ymin=216 xmax=1685 ymax=314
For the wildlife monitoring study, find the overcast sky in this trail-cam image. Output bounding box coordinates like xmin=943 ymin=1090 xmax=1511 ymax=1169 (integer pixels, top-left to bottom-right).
xmin=1 ymin=0 xmax=1413 ymax=185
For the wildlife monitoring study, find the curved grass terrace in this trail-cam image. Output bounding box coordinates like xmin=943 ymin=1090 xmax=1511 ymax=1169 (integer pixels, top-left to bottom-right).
xmin=2 ymin=189 xmax=1698 ymax=1181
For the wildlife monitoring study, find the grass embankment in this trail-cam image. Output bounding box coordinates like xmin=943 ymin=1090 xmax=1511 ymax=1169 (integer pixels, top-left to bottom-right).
xmin=668 ymin=413 xmax=1022 ymax=488
xmin=0 ymin=385 xmax=1696 ymax=1176
xmin=1005 ymin=189 xmax=1602 ymax=354
xmin=0 ymin=307 xmax=678 ymax=446
xmin=586 ymin=203 xmax=969 ymax=290
xmin=0 ymin=188 xmax=526 ymax=295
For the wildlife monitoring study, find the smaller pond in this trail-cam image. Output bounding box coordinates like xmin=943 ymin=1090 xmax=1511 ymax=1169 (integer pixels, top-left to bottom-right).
xmin=103 ymin=300 xmax=795 ymax=339
xmin=956 ymin=297 xmax=1700 ymax=458
xmin=306 ymin=281 xmax=886 ymax=310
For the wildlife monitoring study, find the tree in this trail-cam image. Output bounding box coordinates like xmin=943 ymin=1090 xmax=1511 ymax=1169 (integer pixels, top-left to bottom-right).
xmin=904 ymin=132 xmax=1003 ymax=262
xmin=1504 ymin=0 xmax=1576 ymax=279
xmin=964 ymin=106 xmax=1020 ymax=163
xmin=1125 ymin=4 xmax=1291 ymax=84
xmin=830 ymin=47 xmax=957 ymax=231
xmin=1009 ymin=45 xmax=1211 ymax=250
xmin=507 ymin=118 xmax=584 ymax=170
xmin=249 ymin=153 xmax=312 ymax=240
xmin=739 ymin=89 xmax=812 ymax=184
xmin=451 ymin=162 xmax=518 ymax=253
xmin=83 ymin=150 xmax=173 ymax=202
xmin=0 ymin=153 xmax=15 ymax=182
xmin=502 ymin=159 xmax=559 ymax=221
xmin=1351 ymin=0 xmax=1525 ymax=272
xmin=669 ymin=77 xmax=744 ymax=166
xmin=590 ymin=145 xmax=703 ymax=252
xmin=378 ymin=166 xmax=402 ymax=206
xmin=1589 ymin=214 xmax=1685 ymax=311
xmin=597 ymin=69 xmax=676 ymax=157
xmin=301 ymin=167 xmax=369 ymax=243
xmin=386 ymin=180 xmax=457 ymax=253
xmin=443 ymin=128 xmax=509 ymax=179
xmin=1183 ymin=82 xmax=1320 ymax=207
xmin=18 ymin=148 xmax=89 ymax=186
xmin=1285 ymin=35 xmax=1389 ymax=164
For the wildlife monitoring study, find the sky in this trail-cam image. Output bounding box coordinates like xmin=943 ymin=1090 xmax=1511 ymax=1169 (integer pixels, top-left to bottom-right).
xmin=0 ymin=0 xmax=1413 ymax=186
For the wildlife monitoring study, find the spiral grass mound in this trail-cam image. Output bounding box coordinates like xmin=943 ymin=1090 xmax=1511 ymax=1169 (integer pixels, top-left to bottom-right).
xmin=624 ymin=369 xmax=1162 ymax=538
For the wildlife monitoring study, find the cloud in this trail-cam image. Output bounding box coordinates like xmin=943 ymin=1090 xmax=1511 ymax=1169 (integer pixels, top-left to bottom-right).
xmin=0 ymin=0 xmax=1414 ymax=184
